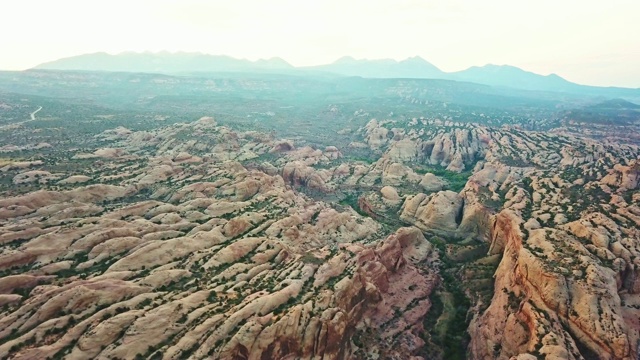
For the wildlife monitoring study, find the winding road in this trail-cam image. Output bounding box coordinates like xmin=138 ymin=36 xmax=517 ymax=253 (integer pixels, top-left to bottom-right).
xmin=30 ymin=106 xmax=42 ymax=120
xmin=0 ymin=106 xmax=43 ymax=132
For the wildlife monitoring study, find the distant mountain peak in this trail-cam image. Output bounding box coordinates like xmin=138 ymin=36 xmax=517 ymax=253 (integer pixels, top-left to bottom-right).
xmin=545 ymin=73 xmax=565 ymax=80
xmin=318 ymin=55 xmax=442 ymax=78
xmin=470 ymin=64 xmax=567 ymax=80
xmin=473 ymin=64 xmax=524 ymax=72
xmin=401 ymin=56 xmax=428 ymax=63
xmin=398 ymin=56 xmax=440 ymax=70
xmin=254 ymin=57 xmax=293 ymax=69
xmin=35 ymin=52 xmax=296 ymax=74
xmin=452 ymin=63 xmax=576 ymax=92
xmin=333 ymin=56 xmax=358 ymax=64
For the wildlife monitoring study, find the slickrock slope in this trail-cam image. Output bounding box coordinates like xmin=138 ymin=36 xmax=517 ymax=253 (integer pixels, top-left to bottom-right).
xmin=0 ymin=118 xmax=440 ymax=360
xmin=465 ymin=130 xmax=640 ymax=360
xmin=1 ymin=113 xmax=639 ymax=360
xmin=400 ymin=191 xmax=463 ymax=232
xmin=360 ymin=117 xmax=640 ymax=359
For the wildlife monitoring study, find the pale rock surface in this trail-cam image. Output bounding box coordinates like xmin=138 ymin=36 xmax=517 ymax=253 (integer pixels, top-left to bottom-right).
xmin=400 ymin=191 xmax=463 ymax=232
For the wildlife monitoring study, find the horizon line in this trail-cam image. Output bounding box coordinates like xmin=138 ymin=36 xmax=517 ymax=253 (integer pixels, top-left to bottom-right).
xmin=9 ymin=50 xmax=640 ymax=90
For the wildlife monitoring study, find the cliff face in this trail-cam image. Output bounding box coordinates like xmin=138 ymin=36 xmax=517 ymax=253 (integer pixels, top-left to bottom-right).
xmin=469 ymin=209 xmax=585 ymax=360
xmin=359 ymin=118 xmax=640 ymax=360
xmin=466 ymin=156 xmax=640 ymax=359
xmin=471 ymin=212 xmax=638 ymax=360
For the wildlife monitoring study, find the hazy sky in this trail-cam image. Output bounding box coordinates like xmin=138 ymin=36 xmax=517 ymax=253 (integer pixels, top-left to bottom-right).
xmin=2 ymin=0 xmax=639 ymax=87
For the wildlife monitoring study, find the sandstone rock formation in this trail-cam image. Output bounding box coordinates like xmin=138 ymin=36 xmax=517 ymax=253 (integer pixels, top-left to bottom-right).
xmin=1 ymin=112 xmax=639 ymax=360
xmin=400 ymin=191 xmax=463 ymax=232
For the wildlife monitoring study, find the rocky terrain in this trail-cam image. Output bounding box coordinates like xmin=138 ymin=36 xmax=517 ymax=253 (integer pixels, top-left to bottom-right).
xmin=0 ymin=72 xmax=639 ymax=359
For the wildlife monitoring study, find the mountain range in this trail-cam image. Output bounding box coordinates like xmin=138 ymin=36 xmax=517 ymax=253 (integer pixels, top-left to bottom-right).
xmin=33 ymin=52 xmax=640 ymax=98
xmin=34 ymin=51 xmax=294 ymax=74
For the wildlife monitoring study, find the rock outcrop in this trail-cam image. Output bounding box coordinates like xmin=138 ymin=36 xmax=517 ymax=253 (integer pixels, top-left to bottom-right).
xmin=1 ymin=111 xmax=639 ymax=360
xmin=400 ymin=191 xmax=463 ymax=232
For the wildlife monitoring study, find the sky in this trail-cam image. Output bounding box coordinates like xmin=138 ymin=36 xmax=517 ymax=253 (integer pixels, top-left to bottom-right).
xmin=2 ymin=0 xmax=639 ymax=87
